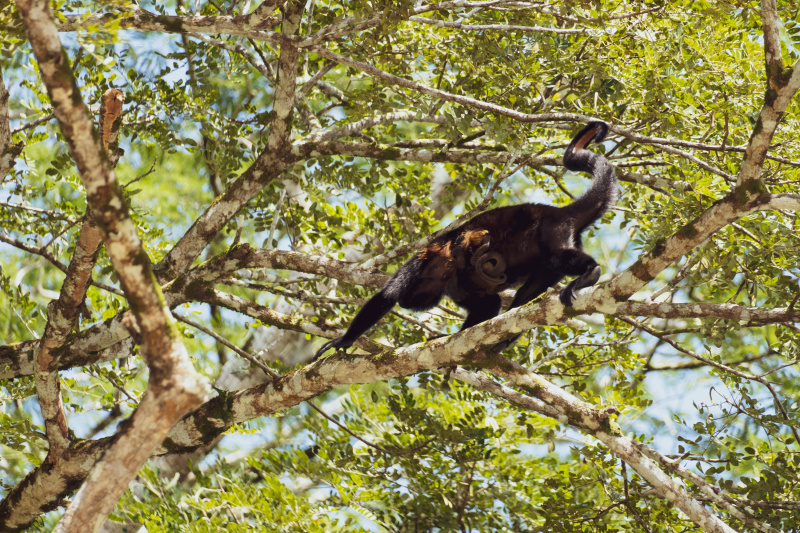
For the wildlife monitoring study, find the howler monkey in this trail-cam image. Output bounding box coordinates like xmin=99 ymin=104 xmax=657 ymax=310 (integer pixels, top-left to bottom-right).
xmin=315 ymin=121 xmax=618 ymax=359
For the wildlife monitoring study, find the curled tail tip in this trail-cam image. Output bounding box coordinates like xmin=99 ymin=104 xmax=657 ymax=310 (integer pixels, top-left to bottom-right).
xmin=564 ymin=121 xmax=611 ymax=170
xmin=586 ymin=121 xmax=609 ymax=143
xmin=574 ymin=121 xmax=609 ymax=147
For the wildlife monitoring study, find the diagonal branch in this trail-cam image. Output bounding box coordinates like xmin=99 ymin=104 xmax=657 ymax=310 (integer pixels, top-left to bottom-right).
xmin=33 ymin=213 xmax=103 ymax=458
xmin=33 ymin=88 xmax=129 ymax=459
xmin=155 ymin=0 xmax=305 ymax=281
xmin=737 ymin=0 xmax=800 ymax=187
xmin=597 ymin=191 xmax=765 ymax=305
xmin=449 ymin=367 xmax=745 ymax=533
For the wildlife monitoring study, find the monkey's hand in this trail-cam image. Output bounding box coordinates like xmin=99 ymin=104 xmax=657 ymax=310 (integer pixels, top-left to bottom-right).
xmin=313 ymin=336 xmax=352 ymax=361
xmin=559 ymin=265 xmax=601 ymax=307
xmin=559 ymin=287 xmax=577 ymax=307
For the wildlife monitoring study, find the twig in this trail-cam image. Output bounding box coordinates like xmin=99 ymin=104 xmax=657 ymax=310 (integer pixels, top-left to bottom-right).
xmin=265 ymin=188 xmax=286 ymax=249
xmin=306 ymin=399 xmax=391 ymax=454
xmin=173 ymin=313 xmax=279 ymax=378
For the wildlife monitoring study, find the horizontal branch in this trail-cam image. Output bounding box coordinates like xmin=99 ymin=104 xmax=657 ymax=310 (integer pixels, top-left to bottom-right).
xmin=0 ymin=245 xmax=387 ymax=380
xmin=57 ymin=6 xmax=282 ymax=41
xmin=617 ymin=301 xmax=800 ymax=325
xmin=293 ymin=139 xmax=696 ymax=193
xmin=408 ymin=16 xmax=595 ymax=34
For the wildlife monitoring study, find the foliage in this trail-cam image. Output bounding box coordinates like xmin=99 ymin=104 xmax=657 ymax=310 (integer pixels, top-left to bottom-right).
xmin=1 ymin=0 xmax=799 ymax=531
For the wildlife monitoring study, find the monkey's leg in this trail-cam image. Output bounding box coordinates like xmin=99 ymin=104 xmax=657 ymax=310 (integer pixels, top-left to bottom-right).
xmin=492 ymin=269 xmax=563 ymax=353
xmin=457 ymin=293 xmax=502 ymax=330
xmin=546 ymin=249 xmax=601 ymax=306
xmin=508 ymin=268 xmax=564 ymax=310
xmin=314 ymin=291 xmax=396 ymax=360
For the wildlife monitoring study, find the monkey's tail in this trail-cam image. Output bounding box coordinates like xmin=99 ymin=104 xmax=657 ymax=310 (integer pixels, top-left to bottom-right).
xmin=562 ymin=121 xmax=619 ymax=232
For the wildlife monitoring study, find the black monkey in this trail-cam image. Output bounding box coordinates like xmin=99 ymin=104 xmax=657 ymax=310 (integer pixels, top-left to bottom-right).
xmin=315 ymin=121 xmax=618 ymax=359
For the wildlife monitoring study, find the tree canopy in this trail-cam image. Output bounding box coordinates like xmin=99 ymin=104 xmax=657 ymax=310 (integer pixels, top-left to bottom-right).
xmin=1 ymin=0 xmax=799 ymax=531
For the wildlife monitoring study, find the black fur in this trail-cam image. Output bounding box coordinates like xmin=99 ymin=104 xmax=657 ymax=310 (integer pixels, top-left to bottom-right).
xmin=314 ymin=121 xmax=618 ymax=359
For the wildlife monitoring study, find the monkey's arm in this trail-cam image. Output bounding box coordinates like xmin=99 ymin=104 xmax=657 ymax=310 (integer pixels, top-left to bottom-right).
xmin=313 ymin=291 xmax=396 ymax=360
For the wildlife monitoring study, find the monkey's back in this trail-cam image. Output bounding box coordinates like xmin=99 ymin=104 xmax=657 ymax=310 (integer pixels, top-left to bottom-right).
xmin=441 ymin=203 xmax=557 ymax=295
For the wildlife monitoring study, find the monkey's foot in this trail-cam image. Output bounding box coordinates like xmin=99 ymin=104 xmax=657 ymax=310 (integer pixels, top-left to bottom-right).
xmin=313 ymin=337 xmax=352 ymax=361
xmin=559 ymin=287 xmax=576 ymax=307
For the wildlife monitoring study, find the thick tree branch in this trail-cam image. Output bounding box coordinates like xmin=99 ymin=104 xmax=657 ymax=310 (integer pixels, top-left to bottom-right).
xmin=736 ymin=0 xmax=800 ymax=187
xmin=0 ymin=439 xmax=109 ymax=532
xmin=34 ymin=214 xmax=103 ymax=458
xmin=15 ymin=1 xmax=211 ymax=530
xmin=32 ymin=88 xmax=123 ymax=459
xmin=596 ymin=192 xmax=765 ymax=305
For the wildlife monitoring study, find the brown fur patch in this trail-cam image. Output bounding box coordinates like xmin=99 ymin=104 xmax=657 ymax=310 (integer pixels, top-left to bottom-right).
xmin=573 ymin=126 xmax=598 ymax=151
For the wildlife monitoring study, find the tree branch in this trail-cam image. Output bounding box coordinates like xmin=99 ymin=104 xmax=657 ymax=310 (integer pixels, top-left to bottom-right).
xmin=736 ymin=0 xmax=800 ymax=187
xmin=154 ymin=0 xmax=305 ymax=281
xmin=15 ymin=2 xmax=211 ymax=530
xmin=57 ymin=3 xmax=283 ymax=41
xmin=449 ymin=367 xmax=744 ymax=533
